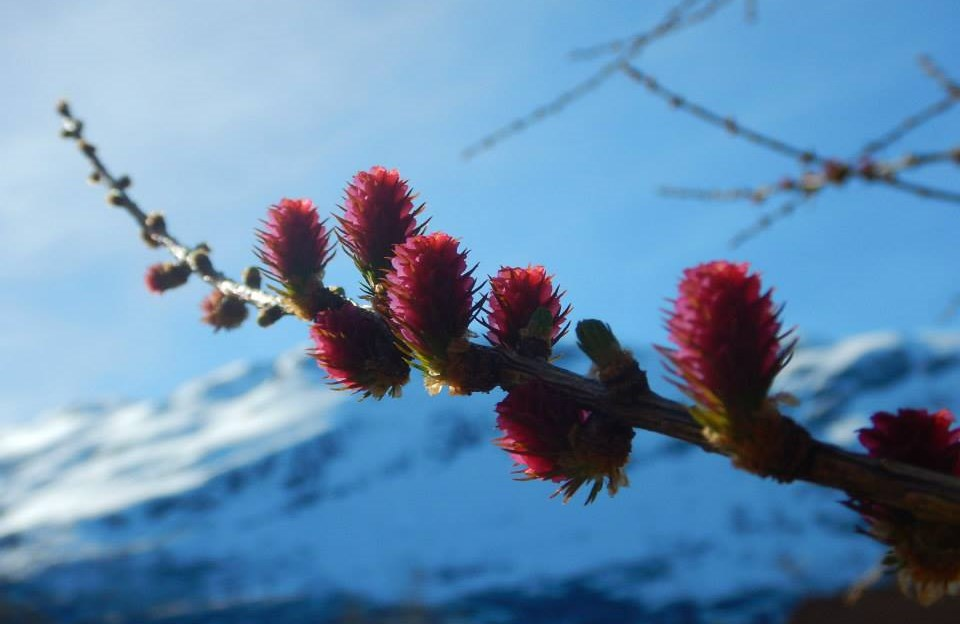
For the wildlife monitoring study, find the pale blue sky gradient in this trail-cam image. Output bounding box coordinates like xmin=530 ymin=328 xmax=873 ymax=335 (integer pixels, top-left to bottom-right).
xmin=2 ymin=1 xmax=959 ymax=420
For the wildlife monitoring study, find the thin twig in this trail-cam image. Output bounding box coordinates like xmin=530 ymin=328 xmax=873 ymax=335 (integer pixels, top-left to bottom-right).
xmin=859 ymin=97 xmax=955 ymax=157
xmin=729 ymin=198 xmax=806 ymax=248
xmin=661 ymin=147 xmax=960 ymax=209
xmin=880 ymin=176 xmax=960 ymax=204
xmin=620 ymin=63 xmax=820 ymax=164
xmin=626 ymin=57 xmax=960 ymax=240
xmin=462 ymin=0 xmax=735 ymax=160
xmin=918 ymin=54 xmax=960 ymax=98
xmin=859 ymin=56 xmax=959 ymax=156
xmin=660 ymin=185 xmax=765 ymax=202
xmin=567 ymin=0 xmax=703 ymax=62
xmin=57 ymin=101 xmax=287 ymax=315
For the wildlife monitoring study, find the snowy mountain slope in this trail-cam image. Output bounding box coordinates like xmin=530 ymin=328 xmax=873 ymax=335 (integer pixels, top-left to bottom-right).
xmin=1 ymin=331 xmax=959 ymax=622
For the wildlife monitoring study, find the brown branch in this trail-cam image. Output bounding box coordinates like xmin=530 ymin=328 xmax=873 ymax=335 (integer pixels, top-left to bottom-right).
xmin=461 ymin=0 xmax=735 ymax=160
xmin=60 ymin=103 xmax=960 ymax=524
xmin=479 ymin=345 xmax=960 ymax=522
xmin=56 ymin=100 xmax=288 ymax=317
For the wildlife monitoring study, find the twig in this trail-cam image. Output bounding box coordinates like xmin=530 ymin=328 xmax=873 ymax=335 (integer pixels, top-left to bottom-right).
xmin=859 ymin=56 xmax=960 ymax=156
xmin=620 ymin=63 xmax=820 ymax=164
xmin=882 ymin=175 xmax=960 ymax=204
xmin=918 ymin=54 xmax=960 ymax=98
xmin=859 ymin=97 xmax=955 ymax=157
xmin=56 ymin=100 xmax=287 ymax=315
xmin=60 ymin=104 xmax=960 ymax=524
xmin=462 ymin=0 xmax=735 ymax=160
xmin=729 ymin=198 xmax=805 ymax=248
xmin=567 ymin=0 xmax=704 ymax=62
xmin=625 ymin=59 xmax=960 ymax=240
xmin=660 ymin=185 xmax=769 ymax=203
xmin=662 ymin=147 xmax=960 ymax=208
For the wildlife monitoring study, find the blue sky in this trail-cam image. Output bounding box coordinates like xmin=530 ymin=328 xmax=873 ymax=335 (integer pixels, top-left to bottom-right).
xmin=2 ymin=0 xmax=959 ymax=421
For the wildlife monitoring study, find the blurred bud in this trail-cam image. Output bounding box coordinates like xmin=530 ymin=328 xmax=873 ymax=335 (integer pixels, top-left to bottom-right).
xmin=144 ymin=213 xmax=166 ymax=232
xmin=140 ymin=213 xmax=166 ymax=248
xmin=189 ymin=250 xmax=214 ymax=274
xmin=257 ymin=305 xmax=285 ymax=328
xmin=60 ymin=123 xmax=81 ymax=139
xmin=115 ymin=175 xmax=132 ymax=190
xmin=242 ymin=266 xmax=262 ymax=289
xmin=201 ymin=290 xmax=248 ymax=331
xmin=145 ymin=262 xmax=190 ymax=294
xmin=106 ymin=189 xmax=125 ymax=206
xmin=87 ymin=171 xmax=102 ymax=185
xmin=823 ymin=159 xmax=851 ymax=184
xmin=56 ymin=99 xmax=71 ymax=117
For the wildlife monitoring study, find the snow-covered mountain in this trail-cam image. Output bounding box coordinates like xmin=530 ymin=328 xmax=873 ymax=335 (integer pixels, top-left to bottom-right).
xmin=1 ymin=332 xmax=959 ymax=623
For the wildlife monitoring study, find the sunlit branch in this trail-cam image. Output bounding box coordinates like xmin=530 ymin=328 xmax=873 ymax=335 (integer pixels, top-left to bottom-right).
xmin=56 ymin=100 xmax=288 ymax=319
xmin=59 ymin=103 xmax=960 ymax=525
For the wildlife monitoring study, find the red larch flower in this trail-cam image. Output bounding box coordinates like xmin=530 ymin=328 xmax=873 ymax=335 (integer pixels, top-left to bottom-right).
xmin=310 ymin=302 xmax=410 ymax=399
xmin=659 ymin=261 xmax=793 ymax=433
xmin=859 ymin=409 xmax=960 ymax=474
xmin=256 ymin=198 xmax=333 ymax=319
xmin=384 ymin=232 xmax=480 ymax=392
xmin=852 ymin=408 xmax=960 ymax=605
xmin=337 ymin=166 xmax=425 ymax=289
xmin=495 ymin=381 xmax=633 ymax=504
xmin=200 ymin=289 xmax=248 ymax=331
xmin=484 ymin=265 xmax=570 ymax=356
xmin=145 ymin=262 xmax=190 ymax=294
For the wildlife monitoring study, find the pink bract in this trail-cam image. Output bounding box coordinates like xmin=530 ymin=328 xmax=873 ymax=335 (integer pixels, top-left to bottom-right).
xmin=859 ymin=408 xmax=960 ymax=476
xmin=257 ymin=198 xmax=333 ymax=289
xmin=485 ymin=265 xmax=570 ymax=350
xmin=311 ymin=303 xmax=410 ymax=399
xmin=338 ymin=166 xmax=424 ymax=282
xmin=495 ymin=381 xmax=633 ymax=504
xmin=660 ymin=260 xmax=792 ymax=420
xmin=384 ymin=232 xmax=477 ymax=368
